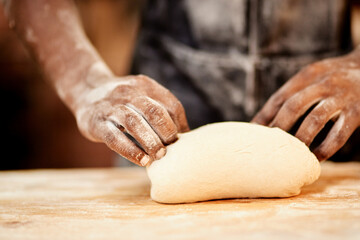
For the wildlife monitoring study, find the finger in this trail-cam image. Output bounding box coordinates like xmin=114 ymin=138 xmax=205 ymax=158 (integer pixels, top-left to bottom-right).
xmin=269 ymin=83 xmax=326 ymax=131
xmin=313 ymin=114 xmax=358 ymax=161
xmin=251 ymin=92 xmax=286 ymax=125
xmin=128 ymin=96 xmax=178 ymax=144
xmin=295 ymin=98 xmax=340 ymax=146
xmin=139 ymin=75 xmax=190 ymax=133
xmin=168 ymin=99 xmax=190 ymax=133
xmin=98 ymin=121 xmax=151 ymax=166
xmin=109 ymin=105 xmax=166 ymax=160
xmin=152 ymin=90 xmax=190 ymax=133
xmin=252 ymin=64 xmax=326 ymax=125
xmin=252 ymin=78 xmax=304 ymax=125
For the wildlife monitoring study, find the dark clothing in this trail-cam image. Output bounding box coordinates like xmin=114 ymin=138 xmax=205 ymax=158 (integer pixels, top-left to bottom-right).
xmin=134 ymin=0 xmax=352 ymax=128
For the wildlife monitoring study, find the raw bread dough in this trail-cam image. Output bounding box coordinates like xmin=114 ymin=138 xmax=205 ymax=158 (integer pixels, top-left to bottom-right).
xmin=147 ymin=122 xmax=321 ymax=203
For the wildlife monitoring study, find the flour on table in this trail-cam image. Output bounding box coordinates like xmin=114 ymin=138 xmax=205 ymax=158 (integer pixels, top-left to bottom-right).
xmin=146 ymin=122 xmax=321 ymax=203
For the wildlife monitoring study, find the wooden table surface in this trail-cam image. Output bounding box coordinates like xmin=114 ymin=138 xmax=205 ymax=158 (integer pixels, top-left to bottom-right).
xmin=0 ymin=162 xmax=359 ymax=240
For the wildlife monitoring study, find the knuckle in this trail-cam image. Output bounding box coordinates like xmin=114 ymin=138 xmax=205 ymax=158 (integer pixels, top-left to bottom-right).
xmin=353 ymin=104 xmax=360 ymax=116
xmin=281 ymin=99 xmax=300 ymax=115
xmin=298 ymin=64 xmax=313 ymax=75
xmin=124 ymin=112 xmax=140 ymax=129
xmin=307 ymin=113 xmax=327 ymax=128
xmin=169 ymin=99 xmax=186 ymax=116
xmin=321 ymin=75 xmax=336 ymax=86
xmin=255 ymin=104 xmax=277 ymax=124
xmin=136 ymin=74 xmax=148 ymax=79
xmin=104 ymin=133 xmax=117 ymax=147
xmin=175 ymin=99 xmax=186 ymax=112
xmin=110 ymin=85 xmax=133 ymax=97
xmin=315 ymin=147 xmax=330 ymax=161
xmin=145 ymin=97 xmax=164 ymax=114
xmin=251 ymin=113 xmax=265 ymax=124
xmin=135 ymin=74 xmax=153 ymax=84
xmin=332 ymin=129 xmax=348 ymax=146
xmin=76 ymin=105 xmax=111 ymax=141
xmin=268 ymin=93 xmax=284 ymax=107
xmin=151 ymin=108 xmax=168 ymax=124
xmin=162 ymin=127 xmax=178 ymax=142
xmin=102 ymin=130 xmax=118 ymax=149
xmin=296 ymin=130 xmax=311 ymax=145
xmin=132 ymin=95 xmax=148 ymax=102
xmin=133 ymin=97 xmax=169 ymax=123
xmin=346 ymin=104 xmax=360 ymax=120
xmin=316 ymin=127 xmax=350 ymax=161
xmin=307 ymin=62 xmax=325 ymax=72
xmin=297 ymin=62 xmax=325 ymax=78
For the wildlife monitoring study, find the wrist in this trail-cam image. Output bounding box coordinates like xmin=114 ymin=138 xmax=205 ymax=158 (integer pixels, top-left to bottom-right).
xmin=54 ymin=57 xmax=114 ymax=112
xmin=84 ymin=61 xmax=115 ymax=88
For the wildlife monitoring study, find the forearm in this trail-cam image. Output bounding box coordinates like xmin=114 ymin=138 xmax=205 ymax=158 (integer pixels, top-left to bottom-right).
xmin=3 ymin=0 xmax=113 ymax=113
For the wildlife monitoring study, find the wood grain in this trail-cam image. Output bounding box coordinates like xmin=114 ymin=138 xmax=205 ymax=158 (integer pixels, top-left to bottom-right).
xmin=0 ymin=162 xmax=359 ymax=239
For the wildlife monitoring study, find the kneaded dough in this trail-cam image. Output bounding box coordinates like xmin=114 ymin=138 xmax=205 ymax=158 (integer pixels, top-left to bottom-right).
xmin=147 ymin=122 xmax=321 ymax=203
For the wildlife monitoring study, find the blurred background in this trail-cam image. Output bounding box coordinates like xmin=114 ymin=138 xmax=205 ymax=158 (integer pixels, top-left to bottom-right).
xmin=0 ymin=0 xmax=143 ymax=169
xmin=0 ymin=0 xmax=360 ymax=170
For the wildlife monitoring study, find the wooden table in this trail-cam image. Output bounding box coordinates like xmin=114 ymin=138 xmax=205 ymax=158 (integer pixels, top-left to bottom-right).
xmin=0 ymin=162 xmax=359 ymax=239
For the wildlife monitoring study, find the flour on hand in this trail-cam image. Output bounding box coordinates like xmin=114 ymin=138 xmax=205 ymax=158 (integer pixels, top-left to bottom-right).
xmin=147 ymin=122 xmax=321 ymax=204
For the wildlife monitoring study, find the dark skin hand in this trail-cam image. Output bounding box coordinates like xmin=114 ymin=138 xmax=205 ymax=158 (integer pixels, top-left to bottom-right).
xmin=4 ymin=0 xmax=189 ymax=166
xmin=6 ymin=0 xmax=359 ymax=165
xmin=252 ymin=49 xmax=360 ymax=161
xmin=76 ymin=75 xmax=189 ymax=166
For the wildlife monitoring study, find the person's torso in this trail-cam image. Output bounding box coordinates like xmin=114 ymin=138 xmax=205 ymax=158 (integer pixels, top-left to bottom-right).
xmin=134 ymin=0 xmax=352 ymax=126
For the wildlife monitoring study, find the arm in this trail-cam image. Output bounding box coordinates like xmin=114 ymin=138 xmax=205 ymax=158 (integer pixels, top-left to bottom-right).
xmin=252 ymin=48 xmax=360 ymax=161
xmin=3 ymin=0 xmax=189 ymax=166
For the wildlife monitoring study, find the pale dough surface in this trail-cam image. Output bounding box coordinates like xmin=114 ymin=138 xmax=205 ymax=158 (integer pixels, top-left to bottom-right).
xmin=147 ymin=122 xmax=321 ymax=203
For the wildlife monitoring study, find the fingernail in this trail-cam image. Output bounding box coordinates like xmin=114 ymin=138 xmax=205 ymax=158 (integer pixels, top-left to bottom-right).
xmin=155 ymin=148 xmax=166 ymax=160
xmin=140 ymin=155 xmax=151 ymax=167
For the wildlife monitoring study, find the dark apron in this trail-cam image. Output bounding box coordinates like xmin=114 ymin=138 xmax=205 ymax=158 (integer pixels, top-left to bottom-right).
xmin=133 ymin=0 xmax=352 ymax=128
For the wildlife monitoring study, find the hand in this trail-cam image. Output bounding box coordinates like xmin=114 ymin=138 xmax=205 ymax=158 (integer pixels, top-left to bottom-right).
xmin=75 ymin=75 xmax=189 ymax=166
xmin=4 ymin=0 xmax=189 ymax=166
xmin=252 ymin=50 xmax=360 ymax=161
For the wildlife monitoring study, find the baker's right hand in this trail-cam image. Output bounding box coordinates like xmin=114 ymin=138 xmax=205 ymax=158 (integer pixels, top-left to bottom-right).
xmin=75 ymin=75 xmax=189 ymax=166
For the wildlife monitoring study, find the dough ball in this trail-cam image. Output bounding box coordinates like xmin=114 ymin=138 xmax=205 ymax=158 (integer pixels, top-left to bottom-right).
xmin=147 ymin=122 xmax=321 ymax=204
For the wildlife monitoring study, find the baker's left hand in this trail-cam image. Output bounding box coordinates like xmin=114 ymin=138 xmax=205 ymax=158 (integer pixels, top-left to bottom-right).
xmin=252 ymin=49 xmax=360 ymax=161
